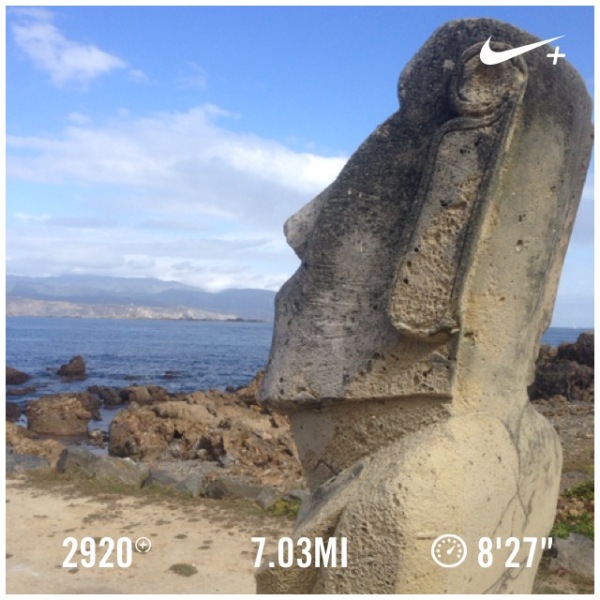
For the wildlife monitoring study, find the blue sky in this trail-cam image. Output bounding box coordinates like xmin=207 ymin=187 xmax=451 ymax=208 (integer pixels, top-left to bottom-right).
xmin=5 ymin=4 xmax=595 ymax=326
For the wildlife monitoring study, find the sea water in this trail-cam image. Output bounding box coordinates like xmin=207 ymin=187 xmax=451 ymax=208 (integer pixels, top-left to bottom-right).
xmin=6 ymin=317 xmax=592 ymax=406
xmin=6 ymin=317 xmax=274 ymax=403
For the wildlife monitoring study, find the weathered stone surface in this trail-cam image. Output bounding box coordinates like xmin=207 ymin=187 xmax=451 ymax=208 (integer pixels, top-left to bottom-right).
xmin=119 ymin=385 xmax=169 ymax=405
xmin=6 ymin=402 xmax=23 ymax=422
xmin=88 ymin=385 xmax=124 ymax=407
xmin=57 ymin=355 xmax=86 ymax=378
xmin=6 ymin=386 xmax=37 ymax=397
xmin=6 ymin=422 xmax=65 ymax=465
xmin=6 ymin=366 xmax=31 ymax=385
xmin=553 ymin=534 xmax=594 ymax=582
xmin=557 ymin=333 xmax=594 ymax=367
xmin=27 ymin=393 xmax=99 ymax=435
xmin=56 ymin=446 xmax=150 ymax=488
xmin=529 ymin=337 xmax=594 ymax=403
xmin=108 ymin=374 xmax=302 ymax=490
xmin=6 ymin=447 xmax=50 ymax=474
xmin=256 ymin=18 xmax=592 ymax=595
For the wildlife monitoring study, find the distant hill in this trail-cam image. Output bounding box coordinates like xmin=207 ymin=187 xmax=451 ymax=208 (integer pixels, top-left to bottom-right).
xmin=6 ymin=275 xmax=277 ymax=322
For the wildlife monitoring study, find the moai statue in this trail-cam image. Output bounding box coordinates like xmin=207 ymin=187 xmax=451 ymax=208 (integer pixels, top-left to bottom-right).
xmin=256 ymin=18 xmax=592 ymax=594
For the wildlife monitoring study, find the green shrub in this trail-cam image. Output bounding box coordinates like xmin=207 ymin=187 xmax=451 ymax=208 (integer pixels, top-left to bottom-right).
xmin=551 ymin=512 xmax=594 ymax=540
xmin=563 ymin=480 xmax=594 ymax=501
xmin=268 ymin=497 xmax=301 ymax=518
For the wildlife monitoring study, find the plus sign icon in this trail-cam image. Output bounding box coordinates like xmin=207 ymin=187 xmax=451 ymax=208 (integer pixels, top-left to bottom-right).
xmin=547 ymin=46 xmax=566 ymax=65
xmin=480 ymin=35 xmax=566 ymax=66
xmin=135 ymin=537 xmax=152 ymax=554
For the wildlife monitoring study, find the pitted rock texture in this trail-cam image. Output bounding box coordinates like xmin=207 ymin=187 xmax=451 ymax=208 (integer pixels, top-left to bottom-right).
xmin=256 ymin=18 xmax=592 ymax=595
xmin=26 ymin=393 xmax=100 ymax=436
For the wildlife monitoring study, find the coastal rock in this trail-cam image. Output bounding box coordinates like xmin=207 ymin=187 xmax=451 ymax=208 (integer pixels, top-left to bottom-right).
xmin=6 ymin=366 xmax=31 ymax=385
xmin=552 ymin=534 xmax=594 ymax=582
xmin=88 ymin=385 xmax=124 ymax=407
xmin=119 ymin=385 xmax=170 ymax=405
xmin=57 ymin=355 xmax=87 ymax=378
xmin=529 ymin=337 xmax=594 ymax=403
xmin=255 ymin=18 xmax=592 ymax=595
xmin=204 ymin=474 xmax=280 ymax=509
xmin=109 ymin=379 xmax=302 ymax=489
xmin=6 ymin=422 xmax=65 ymax=465
xmin=6 ymin=447 xmax=50 ymax=474
xmin=26 ymin=393 xmax=100 ymax=436
xmin=88 ymin=428 xmax=108 ymax=447
xmin=6 ymin=386 xmax=37 ymax=397
xmin=557 ymin=333 xmax=594 ymax=367
xmin=146 ymin=461 xmax=220 ymax=492
xmin=175 ymin=473 xmax=208 ymax=496
xmin=56 ymin=445 xmax=150 ymax=488
xmin=162 ymin=370 xmax=182 ymax=380
xmin=6 ymin=402 xmax=23 ymax=422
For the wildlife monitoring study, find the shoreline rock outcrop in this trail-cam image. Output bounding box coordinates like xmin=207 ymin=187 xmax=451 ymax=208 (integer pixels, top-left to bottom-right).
xmin=108 ymin=373 xmax=302 ymax=490
xmin=26 ymin=393 xmax=100 ymax=436
xmin=529 ymin=333 xmax=594 ymax=403
xmin=57 ymin=355 xmax=87 ymax=379
xmin=6 ymin=366 xmax=31 ymax=386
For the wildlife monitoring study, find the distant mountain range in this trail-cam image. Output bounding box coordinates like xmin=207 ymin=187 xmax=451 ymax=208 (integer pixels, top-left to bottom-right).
xmin=6 ymin=275 xmax=277 ymax=322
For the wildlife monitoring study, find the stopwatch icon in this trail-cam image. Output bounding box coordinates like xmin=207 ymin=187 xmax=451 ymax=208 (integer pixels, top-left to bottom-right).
xmin=431 ymin=534 xmax=467 ymax=568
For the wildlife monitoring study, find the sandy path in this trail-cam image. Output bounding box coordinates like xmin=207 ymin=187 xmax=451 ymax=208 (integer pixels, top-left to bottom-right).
xmin=6 ymin=478 xmax=293 ymax=594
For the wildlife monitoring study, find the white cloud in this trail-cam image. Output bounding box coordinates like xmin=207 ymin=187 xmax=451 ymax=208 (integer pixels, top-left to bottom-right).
xmin=177 ymin=61 xmax=209 ymax=90
xmin=7 ymin=103 xmax=347 ymax=291
xmin=7 ymin=104 xmax=347 ymax=227
xmin=7 ymin=220 xmax=295 ymax=291
xmin=66 ymin=112 xmax=91 ymax=125
xmin=10 ymin=10 xmax=126 ymax=86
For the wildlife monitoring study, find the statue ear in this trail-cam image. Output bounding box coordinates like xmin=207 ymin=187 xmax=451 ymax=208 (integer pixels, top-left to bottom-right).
xmin=388 ymin=43 xmax=527 ymax=342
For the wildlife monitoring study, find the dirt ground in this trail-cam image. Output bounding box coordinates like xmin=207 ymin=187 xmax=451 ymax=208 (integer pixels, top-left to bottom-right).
xmin=6 ymin=397 xmax=593 ymax=595
xmin=6 ymin=477 xmax=293 ymax=595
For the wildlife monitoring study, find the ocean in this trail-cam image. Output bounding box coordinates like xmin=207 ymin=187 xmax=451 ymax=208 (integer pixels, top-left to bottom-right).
xmin=6 ymin=317 xmax=274 ymax=404
xmin=5 ymin=317 xmax=592 ymax=407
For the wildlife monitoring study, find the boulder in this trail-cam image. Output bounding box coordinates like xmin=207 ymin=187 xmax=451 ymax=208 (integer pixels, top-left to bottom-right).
xmin=553 ymin=534 xmax=594 ymax=582
xmin=57 ymin=355 xmax=87 ymax=378
xmin=6 ymin=447 xmax=50 ymax=474
xmin=6 ymin=386 xmax=37 ymax=397
xmin=529 ymin=354 xmax=594 ymax=402
xmin=26 ymin=393 xmax=100 ymax=435
xmin=557 ymin=333 xmax=594 ymax=367
xmin=6 ymin=366 xmax=31 ymax=385
xmin=119 ymin=385 xmax=170 ymax=405
xmin=204 ymin=474 xmax=279 ymax=509
xmin=88 ymin=385 xmax=123 ymax=407
xmin=56 ymin=446 xmax=150 ymax=488
xmin=107 ymin=389 xmax=302 ymax=489
xmin=6 ymin=422 xmax=65 ymax=464
xmin=88 ymin=428 xmax=108 ymax=447
xmin=162 ymin=370 xmax=181 ymax=380
xmin=6 ymin=402 xmax=23 ymax=422
xmin=176 ymin=473 xmax=209 ymax=497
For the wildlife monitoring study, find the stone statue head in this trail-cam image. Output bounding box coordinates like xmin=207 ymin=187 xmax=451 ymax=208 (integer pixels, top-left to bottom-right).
xmin=259 ymin=18 xmax=592 ymax=415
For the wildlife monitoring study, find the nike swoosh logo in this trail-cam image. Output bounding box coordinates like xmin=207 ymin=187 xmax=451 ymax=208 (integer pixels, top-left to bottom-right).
xmin=480 ymin=35 xmax=564 ymax=65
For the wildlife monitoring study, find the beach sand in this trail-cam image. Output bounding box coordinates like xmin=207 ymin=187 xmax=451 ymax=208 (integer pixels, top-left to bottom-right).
xmin=6 ymin=477 xmax=293 ymax=595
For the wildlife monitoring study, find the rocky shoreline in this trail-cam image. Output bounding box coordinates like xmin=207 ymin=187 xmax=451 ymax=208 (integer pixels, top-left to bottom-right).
xmin=6 ymin=334 xmax=594 ymax=489
xmin=6 ymin=334 xmax=594 ymax=590
xmin=7 ymin=368 xmax=305 ymax=507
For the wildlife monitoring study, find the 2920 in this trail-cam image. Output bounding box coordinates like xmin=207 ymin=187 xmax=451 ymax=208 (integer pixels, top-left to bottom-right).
xmin=62 ymin=536 xmax=133 ymax=568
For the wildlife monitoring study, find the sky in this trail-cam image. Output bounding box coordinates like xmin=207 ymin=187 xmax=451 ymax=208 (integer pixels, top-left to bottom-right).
xmin=5 ymin=3 xmax=595 ymax=327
